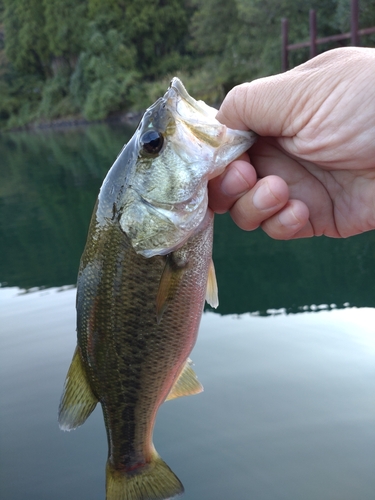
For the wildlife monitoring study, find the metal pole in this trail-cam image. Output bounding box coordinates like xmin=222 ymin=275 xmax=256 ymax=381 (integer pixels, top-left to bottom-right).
xmin=351 ymin=0 xmax=359 ymax=45
xmin=281 ymin=18 xmax=289 ymax=71
xmin=309 ymin=9 xmax=317 ymax=58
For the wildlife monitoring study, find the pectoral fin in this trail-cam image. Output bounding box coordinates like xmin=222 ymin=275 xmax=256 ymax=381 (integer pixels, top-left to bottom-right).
xmin=156 ymin=254 xmax=188 ymax=323
xmin=205 ymin=259 xmax=219 ymax=308
xmin=166 ymin=358 xmax=203 ymax=401
xmin=58 ymin=346 xmax=98 ymax=431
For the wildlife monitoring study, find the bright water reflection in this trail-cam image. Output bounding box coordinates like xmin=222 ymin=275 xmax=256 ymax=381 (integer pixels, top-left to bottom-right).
xmin=1 ymin=287 xmax=374 ymax=500
xmin=1 ymin=125 xmax=375 ymax=499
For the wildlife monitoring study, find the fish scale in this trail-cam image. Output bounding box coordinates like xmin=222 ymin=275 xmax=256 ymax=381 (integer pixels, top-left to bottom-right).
xmin=58 ymin=77 xmax=256 ymax=500
xmin=80 ymin=213 xmax=212 ymax=469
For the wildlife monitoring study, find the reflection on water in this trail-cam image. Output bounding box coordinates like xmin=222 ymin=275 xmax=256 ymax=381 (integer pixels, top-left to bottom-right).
xmin=1 ymin=126 xmax=375 ymax=499
xmin=213 ymin=217 xmax=375 ymax=315
xmin=1 ymin=125 xmax=375 ymax=313
xmin=0 ymin=287 xmax=374 ymax=500
xmin=0 ymin=124 xmax=135 ymax=289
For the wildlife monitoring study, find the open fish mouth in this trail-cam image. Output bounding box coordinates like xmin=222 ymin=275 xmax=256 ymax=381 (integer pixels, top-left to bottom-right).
xmin=168 ymin=77 xmax=218 ymax=120
xmin=169 ymin=78 xmax=203 ymax=110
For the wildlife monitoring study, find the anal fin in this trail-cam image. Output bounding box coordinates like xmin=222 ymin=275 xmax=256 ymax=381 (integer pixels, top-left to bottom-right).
xmin=58 ymin=346 xmax=98 ymax=431
xmin=165 ymin=358 xmax=203 ymax=402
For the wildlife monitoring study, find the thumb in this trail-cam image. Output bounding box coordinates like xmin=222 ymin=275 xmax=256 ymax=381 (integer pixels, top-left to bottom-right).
xmin=216 ymin=72 xmax=308 ymax=137
xmin=215 ymin=47 xmax=368 ymax=137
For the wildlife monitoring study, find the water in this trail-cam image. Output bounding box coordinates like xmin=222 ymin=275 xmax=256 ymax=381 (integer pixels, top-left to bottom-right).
xmin=1 ymin=125 xmax=375 ymax=500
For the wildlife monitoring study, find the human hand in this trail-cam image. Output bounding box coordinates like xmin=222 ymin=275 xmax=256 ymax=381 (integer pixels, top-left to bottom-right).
xmin=209 ymin=47 xmax=375 ymax=238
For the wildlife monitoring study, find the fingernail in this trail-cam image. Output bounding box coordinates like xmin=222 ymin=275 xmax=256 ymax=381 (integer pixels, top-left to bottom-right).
xmin=278 ymin=207 xmax=300 ymax=227
xmin=253 ymin=183 xmax=279 ymax=210
xmin=221 ymin=168 xmax=248 ymax=197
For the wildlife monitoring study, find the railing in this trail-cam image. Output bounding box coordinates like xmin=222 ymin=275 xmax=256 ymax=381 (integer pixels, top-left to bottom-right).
xmin=281 ymin=0 xmax=375 ymax=71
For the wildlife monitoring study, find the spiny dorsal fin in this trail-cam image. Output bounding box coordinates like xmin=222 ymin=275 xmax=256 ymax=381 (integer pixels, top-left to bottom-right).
xmin=205 ymin=259 xmax=219 ymax=308
xmin=165 ymin=358 xmax=203 ymax=401
xmin=58 ymin=346 xmax=98 ymax=431
xmin=156 ymin=254 xmax=188 ymax=323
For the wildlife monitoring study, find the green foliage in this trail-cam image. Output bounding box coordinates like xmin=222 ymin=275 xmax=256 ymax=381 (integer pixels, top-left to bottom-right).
xmin=1 ymin=0 xmax=375 ymax=129
xmin=333 ymin=0 xmax=375 ymax=46
xmin=3 ymin=0 xmax=49 ymax=77
xmin=37 ymin=74 xmax=77 ymax=119
xmin=190 ymin=0 xmax=346 ymax=87
xmin=70 ymin=25 xmax=138 ymax=120
xmin=123 ymin=0 xmax=193 ymax=79
xmin=43 ymin=0 xmax=87 ymax=60
xmin=190 ymin=0 xmax=245 ymax=91
xmin=129 ymin=69 xmax=224 ymax=112
xmin=87 ymin=0 xmax=127 ymax=28
xmin=0 ymin=65 xmax=43 ymax=128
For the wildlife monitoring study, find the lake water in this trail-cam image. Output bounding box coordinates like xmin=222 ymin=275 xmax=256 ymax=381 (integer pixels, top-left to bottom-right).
xmin=1 ymin=124 xmax=375 ymax=500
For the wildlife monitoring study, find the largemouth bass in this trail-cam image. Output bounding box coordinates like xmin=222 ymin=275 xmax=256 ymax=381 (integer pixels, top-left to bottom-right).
xmin=58 ymin=78 xmax=256 ymax=500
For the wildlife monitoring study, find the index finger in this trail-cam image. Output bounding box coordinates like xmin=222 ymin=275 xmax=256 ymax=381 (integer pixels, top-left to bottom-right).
xmin=208 ymin=153 xmax=256 ymax=214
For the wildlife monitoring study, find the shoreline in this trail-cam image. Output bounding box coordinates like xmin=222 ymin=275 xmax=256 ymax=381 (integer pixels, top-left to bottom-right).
xmin=4 ymin=110 xmax=144 ymax=133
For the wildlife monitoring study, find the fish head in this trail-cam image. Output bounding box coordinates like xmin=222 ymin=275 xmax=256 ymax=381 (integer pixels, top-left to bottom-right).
xmin=110 ymin=77 xmax=256 ymax=258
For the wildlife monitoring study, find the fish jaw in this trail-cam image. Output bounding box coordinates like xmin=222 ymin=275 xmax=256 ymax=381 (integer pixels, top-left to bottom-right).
xmin=168 ymin=77 xmax=256 ymax=179
xmin=99 ymin=77 xmax=256 ymax=258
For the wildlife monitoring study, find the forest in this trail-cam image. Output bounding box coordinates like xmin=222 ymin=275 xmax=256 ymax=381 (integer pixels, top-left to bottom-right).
xmin=0 ymin=0 xmax=374 ymax=130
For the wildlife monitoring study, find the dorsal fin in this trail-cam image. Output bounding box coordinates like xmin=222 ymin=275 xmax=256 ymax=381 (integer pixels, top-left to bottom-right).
xmin=205 ymin=259 xmax=219 ymax=308
xmin=58 ymin=346 xmax=98 ymax=431
xmin=165 ymin=358 xmax=203 ymax=401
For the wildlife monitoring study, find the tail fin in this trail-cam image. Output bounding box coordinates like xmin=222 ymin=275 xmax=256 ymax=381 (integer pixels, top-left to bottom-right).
xmin=106 ymin=451 xmax=183 ymax=500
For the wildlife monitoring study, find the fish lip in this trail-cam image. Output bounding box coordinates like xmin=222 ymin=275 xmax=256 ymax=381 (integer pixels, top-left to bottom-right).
xmin=169 ymin=77 xmax=191 ymax=102
xmin=168 ymin=77 xmax=208 ymax=115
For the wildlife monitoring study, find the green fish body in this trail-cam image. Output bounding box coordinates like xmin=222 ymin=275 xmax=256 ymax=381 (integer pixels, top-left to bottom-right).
xmin=58 ymin=78 xmax=256 ymax=500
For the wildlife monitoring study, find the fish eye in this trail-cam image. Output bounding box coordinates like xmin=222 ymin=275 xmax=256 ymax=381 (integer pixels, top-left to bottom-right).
xmin=140 ymin=129 xmax=164 ymax=155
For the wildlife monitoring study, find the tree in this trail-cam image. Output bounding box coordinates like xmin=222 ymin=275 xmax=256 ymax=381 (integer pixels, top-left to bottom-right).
xmin=70 ymin=24 xmax=138 ymax=119
xmin=123 ymin=0 xmax=194 ymax=79
xmin=3 ymin=0 xmax=49 ymax=77
xmin=1 ymin=0 xmax=374 ymax=128
xmin=43 ymin=0 xmax=88 ymax=72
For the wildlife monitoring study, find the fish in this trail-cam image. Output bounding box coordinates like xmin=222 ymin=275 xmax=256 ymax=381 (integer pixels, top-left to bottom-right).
xmin=58 ymin=77 xmax=256 ymax=500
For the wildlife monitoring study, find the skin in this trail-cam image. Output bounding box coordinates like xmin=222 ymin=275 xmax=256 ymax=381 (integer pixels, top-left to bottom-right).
xmin=208 ymin=47 xmax=375 ymax=239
